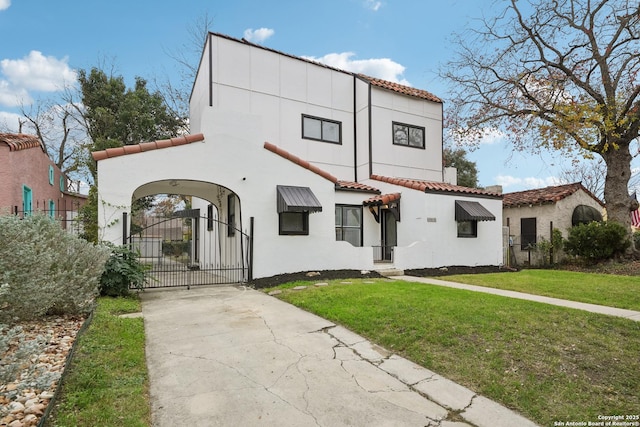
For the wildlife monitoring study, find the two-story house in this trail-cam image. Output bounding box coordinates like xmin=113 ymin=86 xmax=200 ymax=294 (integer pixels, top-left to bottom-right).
xmin=93 ymin=33 xmax=503 ymax=284
xmin=1 ymin=132 xmax=86 ymax=232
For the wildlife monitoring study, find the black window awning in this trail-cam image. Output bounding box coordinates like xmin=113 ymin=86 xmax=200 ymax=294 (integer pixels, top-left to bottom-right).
xmin=455 ymin=200 xmax=495 ymax=221
xmin=277 ymin=185 xmax=322 ymax=214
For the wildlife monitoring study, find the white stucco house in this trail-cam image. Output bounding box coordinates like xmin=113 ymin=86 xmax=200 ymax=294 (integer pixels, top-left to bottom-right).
xmin=502 ymin=182 xmax=604 ymax=266
xmin=93 ymin=32 xmax=503 ymax=285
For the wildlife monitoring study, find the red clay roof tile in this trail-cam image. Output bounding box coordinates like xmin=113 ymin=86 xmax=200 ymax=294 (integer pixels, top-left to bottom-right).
xmin=264 ymin=142 xmax=338 ymax=183
xmin=358 ymin=75 xmax=443 ymax=103
xmin=91 ymin=133 xmax=205 ymax=161
xmin=371 ymin=175 xmax=501 ymax=198
xmin=363 ymin=193 xmax=401 ymax=206
xmin=336 ymin=181 xmax=380 ymax=193
xmin=0 ymin=133 xmax=45 ymax=152
xmin=502 ymin=182 xmax=604 ymax=208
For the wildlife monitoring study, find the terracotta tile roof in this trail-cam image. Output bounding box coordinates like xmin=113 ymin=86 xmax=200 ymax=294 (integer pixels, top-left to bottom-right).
xmin=91 ymin=134 xmax=205 ymax=161
xmin=211 ymin=32 xmax=442 ymax=104
xmin=336 ymin=181 xmax=380 ymax=193
xmin=263 ymin=142 xmax=339 ymax=183
xmin=357 ymin=75 xmax=443 ymax=103
xmin=0 ymin=133 xmax=44 ymax=152
xmin=371 ymin=175 xmax=502 ymax=198
xmin=503 ymin=182 xmax=604 ymax=208
xmin=363 ymin=192 xmax=401 ymax=206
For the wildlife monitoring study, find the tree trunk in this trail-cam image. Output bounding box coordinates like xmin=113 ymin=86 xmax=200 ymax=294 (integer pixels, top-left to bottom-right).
xmin=601 ymin=143 xmax=635 ymax=253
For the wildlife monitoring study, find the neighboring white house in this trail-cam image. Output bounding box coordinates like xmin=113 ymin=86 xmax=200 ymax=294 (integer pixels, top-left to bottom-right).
xmin=93 ymin=32 xmax=503 ymax=282
xmin=502 ymin=182 xmax=605 ymax=266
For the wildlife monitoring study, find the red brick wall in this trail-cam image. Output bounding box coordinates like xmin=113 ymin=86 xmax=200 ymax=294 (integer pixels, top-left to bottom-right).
xmin=0 ymin=145 xmax=84 ymax=215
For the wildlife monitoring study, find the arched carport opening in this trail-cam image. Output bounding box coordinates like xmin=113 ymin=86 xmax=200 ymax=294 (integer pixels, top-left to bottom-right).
xmin=126 ymin=179 xmax=252 ymax=288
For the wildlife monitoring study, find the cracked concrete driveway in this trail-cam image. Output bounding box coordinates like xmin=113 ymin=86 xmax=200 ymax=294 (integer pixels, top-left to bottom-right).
xmin=141 ymin=285 xmax=537 ymax=427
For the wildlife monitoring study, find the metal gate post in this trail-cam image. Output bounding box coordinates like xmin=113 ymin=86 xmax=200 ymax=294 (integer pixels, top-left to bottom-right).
xmin=122 ymin=212 xmax=128 ymax=246
xmin=248 ymin=217 xmax=254 ymax=281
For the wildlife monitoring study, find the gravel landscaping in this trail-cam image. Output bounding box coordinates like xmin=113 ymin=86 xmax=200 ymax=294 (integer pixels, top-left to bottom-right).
xmin=0 ymin=316 xmax=86 ymax=427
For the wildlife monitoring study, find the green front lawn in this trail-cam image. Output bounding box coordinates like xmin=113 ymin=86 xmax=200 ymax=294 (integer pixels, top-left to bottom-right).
xmin=441 ymin=269 xmax=640 ymax=311
xmin=269 ymin=278 xmax=640 ymax=426
xmin=50 ymin=296 xmax=150 ymax=427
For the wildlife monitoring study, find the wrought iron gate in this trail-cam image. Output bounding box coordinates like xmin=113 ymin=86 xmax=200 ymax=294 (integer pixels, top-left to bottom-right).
xmin=125 ymin=211 xmax=253 ymax=289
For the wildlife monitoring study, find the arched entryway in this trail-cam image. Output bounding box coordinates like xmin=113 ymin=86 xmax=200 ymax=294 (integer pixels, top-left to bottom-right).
xmin=125 ymin=179 xmax=252 ymax=288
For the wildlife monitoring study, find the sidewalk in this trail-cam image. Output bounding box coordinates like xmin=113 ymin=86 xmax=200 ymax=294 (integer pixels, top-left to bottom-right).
xmin=141 ymin=285 xmax=539 ymax=427
xmin=396 ymin=275 xmax=640 ymax=322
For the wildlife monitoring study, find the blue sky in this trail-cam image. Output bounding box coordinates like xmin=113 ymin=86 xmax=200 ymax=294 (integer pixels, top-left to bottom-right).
xmin=0 ymin=0 xmax=637 ymax=194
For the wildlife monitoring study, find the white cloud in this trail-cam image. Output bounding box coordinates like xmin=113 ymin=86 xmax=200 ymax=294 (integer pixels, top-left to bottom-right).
xmin=0 ymin=110 xmax=23 ymax=131
xmin=363 ymin=0 xmax=382 ymax=11
xmin=0 ymin=79 xmax=31 ymax=107
xmin=0 ymin=0 xmax=10 ymax=11
xmin=303 ymin=52 xmax=410 ymax=85
xmin=495 ymin=175 xmax=562 ymax=190
xmin=243 ymin=28 xmax=275 ymax=43
xmin=1 ymin=51 xmax=77 ymax=92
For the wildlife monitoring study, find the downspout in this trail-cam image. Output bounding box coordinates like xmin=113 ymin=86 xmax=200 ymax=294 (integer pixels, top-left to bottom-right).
xmin=208 ymin=32 xmax=213 ymax=107
xmin=368 ymin=80 xmax=373 ymax=178
xmin=353 ymin=75 xmax=358 ymax=182
xmin=441 ymin=102 xmax=445 ymax=182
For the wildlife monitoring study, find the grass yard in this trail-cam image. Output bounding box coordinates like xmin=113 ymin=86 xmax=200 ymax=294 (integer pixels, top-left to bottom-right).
xmin=441 ymin=269 xmax=640 ymax=311
xmin=49 ymin=296 xmax=150 ymax=427
xmin=269 ymin=278 xmax=640 ymax=426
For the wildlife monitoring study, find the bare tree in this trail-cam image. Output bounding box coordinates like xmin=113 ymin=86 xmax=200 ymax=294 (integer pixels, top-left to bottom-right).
xmin=155 ymin=12 xmax=215 ymax=135
xmin=560 ymin=159 xmax=607 ymax=200
xmin=19 ymin=95 xmax=90 ymax=180
xmin=444 ymin=0 xmax=640 ymax=247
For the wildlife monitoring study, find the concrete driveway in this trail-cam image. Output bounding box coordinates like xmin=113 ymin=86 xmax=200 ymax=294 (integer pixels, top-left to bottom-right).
xmin=141 ymin=285 xmax=537 ymax=427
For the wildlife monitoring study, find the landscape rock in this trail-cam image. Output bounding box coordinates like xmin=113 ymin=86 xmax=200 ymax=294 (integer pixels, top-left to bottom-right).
xmin=0 ymin=316 xmax=85 ymax=427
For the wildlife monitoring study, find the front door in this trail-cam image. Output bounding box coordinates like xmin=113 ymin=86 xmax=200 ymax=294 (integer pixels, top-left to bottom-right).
xmin=381 ymin=209 xmax=397 ymax=261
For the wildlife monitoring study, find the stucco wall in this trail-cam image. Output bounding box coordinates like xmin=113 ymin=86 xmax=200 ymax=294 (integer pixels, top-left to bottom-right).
xmin=205 ymin=35 xmax=358 ymax=182
xmin=503 ymin=190 xmax=604 ymax=266
xmin=195 ymin=34 xmax=444 ymax=185
xmin=369 ymin=89 xmax=443 ymax=182
xmin=367 ymin=179 xmax=504 ymax=269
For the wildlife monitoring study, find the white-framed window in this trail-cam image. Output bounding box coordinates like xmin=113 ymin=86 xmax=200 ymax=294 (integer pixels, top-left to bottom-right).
xmin=49 ymin=165 xmax=55 ymax=185
xmin=335 ymin=205 xmax=362 ymax=246
xmin=392 ymin=122 xmax=425 ymax=148
xmin=302 ymin=115 xmax=341 ymax=144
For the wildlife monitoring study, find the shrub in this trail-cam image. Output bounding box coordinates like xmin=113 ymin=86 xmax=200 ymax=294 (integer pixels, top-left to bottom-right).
xmin=564 ymin=221 xmax=631 ymax=263
xmin=100 ymin=244 xmax=148 ymax=297
xmin=0 ymin=214 xmax=110 ymax=324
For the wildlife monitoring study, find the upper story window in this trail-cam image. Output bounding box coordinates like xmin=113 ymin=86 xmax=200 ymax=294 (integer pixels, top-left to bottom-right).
xmin=302 ymin=115 xmax=341 ymax=144
xmin=49 ymin=165 xmax=55 ymax=185
xmin=392 ymin=122 xmax=425 ymax=149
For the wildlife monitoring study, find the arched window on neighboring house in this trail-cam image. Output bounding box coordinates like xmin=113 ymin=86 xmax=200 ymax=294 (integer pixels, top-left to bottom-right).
xmin=572 ymin=205 xmax=603 ymax=226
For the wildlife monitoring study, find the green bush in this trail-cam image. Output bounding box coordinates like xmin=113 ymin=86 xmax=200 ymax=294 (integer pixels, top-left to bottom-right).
xmin=100 ymin=244 xmax=148 ymax=297
xmin=0 ymin=214 xmax=110 ymax=324
xmin=634 ymin=231 xmax=640 ymax=250
xmin=564 ymin=221 xmax=631 ymax=263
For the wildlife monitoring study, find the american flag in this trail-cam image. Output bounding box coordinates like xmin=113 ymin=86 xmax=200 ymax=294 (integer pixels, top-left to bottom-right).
xmin=632 ymin=192 xmax=640 ymax=228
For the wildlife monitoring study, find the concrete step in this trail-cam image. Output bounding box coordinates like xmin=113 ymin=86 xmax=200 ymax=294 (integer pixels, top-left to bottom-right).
xmin=375 ymin=268 xmax=405 ymax=277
